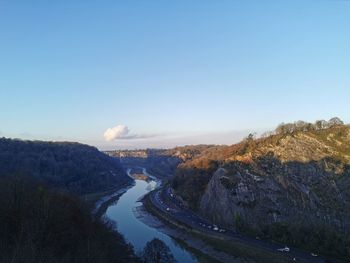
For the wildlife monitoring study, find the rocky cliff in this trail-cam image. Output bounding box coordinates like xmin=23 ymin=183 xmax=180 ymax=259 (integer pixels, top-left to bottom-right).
xmin=172 ymin=124 xmax=350 ymax=259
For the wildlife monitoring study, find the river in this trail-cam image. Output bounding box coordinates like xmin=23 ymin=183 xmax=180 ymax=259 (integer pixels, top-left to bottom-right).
xmin=104 ymin=175 xmax=198 ymax=262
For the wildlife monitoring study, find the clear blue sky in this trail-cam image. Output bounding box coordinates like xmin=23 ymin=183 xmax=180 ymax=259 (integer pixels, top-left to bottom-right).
xmin=0 ymin=1 xmax=349 ymax=149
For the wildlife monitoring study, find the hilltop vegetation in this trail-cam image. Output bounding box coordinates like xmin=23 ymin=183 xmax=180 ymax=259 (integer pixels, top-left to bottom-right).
xmin=0 ymin=138 xmax=132 ymax=195
xmin=273 ymin=117 xmax=344 ymax=135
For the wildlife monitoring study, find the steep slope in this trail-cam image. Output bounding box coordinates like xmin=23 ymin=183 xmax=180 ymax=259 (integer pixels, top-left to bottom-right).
xmin=0 ymin=138 xmax=132 ymax=195
xmin=172 ymin=124 xmax=350 ymax=260
xmin=0 ymin=176 xmax=139 ymax=263
xmin=0 ymin=139 xmax=138 ymax=262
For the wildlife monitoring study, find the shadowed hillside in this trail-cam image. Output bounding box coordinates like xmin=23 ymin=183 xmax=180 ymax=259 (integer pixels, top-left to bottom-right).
xmin=0 ymin=176 xmax=139 ymax=263
xmin=0 ymin=138 xmax=139 ymax=262
xmin=0 ymin=138 xmax=132 ymax=195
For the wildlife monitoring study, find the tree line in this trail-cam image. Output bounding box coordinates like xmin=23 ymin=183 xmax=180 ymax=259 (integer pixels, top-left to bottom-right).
xmin=0 ymin=138 xmax=132 ymax=195
xmin=260 ymin=117 xmax=345 ymax=137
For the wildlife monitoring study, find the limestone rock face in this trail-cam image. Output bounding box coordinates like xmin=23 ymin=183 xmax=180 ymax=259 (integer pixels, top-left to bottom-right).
xmin=200 ymin=160 xmax=350 ymax=233
xmin=173 ymin=126 xmax=350 ymax=234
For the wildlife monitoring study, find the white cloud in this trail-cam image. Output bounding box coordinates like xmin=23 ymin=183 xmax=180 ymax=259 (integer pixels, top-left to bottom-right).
xmin=103 ymin=125 xmax=130 ymax=141
xmin=103 ymin=124 xmax=157 ymax=141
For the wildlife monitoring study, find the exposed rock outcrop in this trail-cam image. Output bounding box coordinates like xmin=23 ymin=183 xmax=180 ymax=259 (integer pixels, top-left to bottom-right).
xmin=173 ymin=126 xmax=350 ymax=234
xmin=200 ymin=159 xmax=350 ymax=233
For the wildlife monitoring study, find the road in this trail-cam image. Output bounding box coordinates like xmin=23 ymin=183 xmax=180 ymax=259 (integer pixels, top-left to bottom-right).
xmin=149 ymin=186 xmax=336 ymax=263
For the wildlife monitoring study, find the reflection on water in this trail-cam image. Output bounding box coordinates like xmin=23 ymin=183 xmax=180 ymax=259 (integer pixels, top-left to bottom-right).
xmin=145 ymin=183 xmax=155 ymax=192
xmin=105 ymin=179 xmax=197 ymax=263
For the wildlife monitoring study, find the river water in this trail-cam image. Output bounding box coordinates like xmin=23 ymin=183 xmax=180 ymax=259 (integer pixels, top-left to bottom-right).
xmin=105 ymin=178 xmax=198 ymax=262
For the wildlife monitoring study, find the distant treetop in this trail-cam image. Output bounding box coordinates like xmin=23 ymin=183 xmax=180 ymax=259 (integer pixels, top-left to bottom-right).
xmin=274 ymin=117 xmax=345 ymax=135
